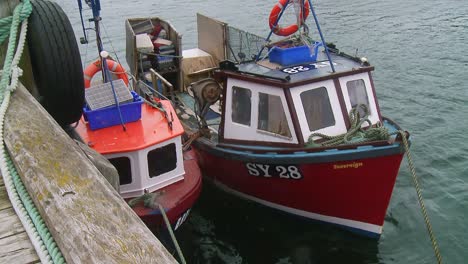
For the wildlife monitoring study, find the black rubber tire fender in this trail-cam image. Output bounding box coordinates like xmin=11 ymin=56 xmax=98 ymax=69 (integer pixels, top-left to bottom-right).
xmin=27 ymin=0 xmax=84 ymax=126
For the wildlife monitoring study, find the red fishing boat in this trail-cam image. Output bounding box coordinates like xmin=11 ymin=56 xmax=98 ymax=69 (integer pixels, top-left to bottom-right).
xmin=125 ymin=0 xmax=409 ymax=238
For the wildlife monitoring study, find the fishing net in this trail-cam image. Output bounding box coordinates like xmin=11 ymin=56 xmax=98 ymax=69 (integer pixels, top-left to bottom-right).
xmin=225 ymin=0 xmax=317 ymax=63
xmin=226 ymin=25 xmax=267 ymax=63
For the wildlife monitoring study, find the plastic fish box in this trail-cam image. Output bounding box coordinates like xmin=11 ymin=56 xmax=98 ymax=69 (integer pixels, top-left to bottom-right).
xmin=84 ymin=91 xmax=143 ymax=130
xmin=269 ymin=45 xmax=313 ymax=66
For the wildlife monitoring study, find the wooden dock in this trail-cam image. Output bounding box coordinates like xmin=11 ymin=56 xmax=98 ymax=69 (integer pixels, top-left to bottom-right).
xmin=0 ymin=1 xmax=180 ymax=263
xmin=0 ymin=83 xmax=180 ymax=264
xmin=0 ymin=177 xmax=39 ymax=263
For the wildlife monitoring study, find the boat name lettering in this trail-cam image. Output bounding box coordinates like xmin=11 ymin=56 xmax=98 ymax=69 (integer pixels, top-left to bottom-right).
xmin=333 ymin=162 xmax=363 ymax=169
xmin=281 ymin=62 xmax=334 ymax=74
xmin=246 ymin=163 xmax=302 ymax=179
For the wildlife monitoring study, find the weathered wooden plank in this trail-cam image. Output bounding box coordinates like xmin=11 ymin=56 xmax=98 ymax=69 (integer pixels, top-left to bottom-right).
xmin=0 ymin=186 xmax=12 ymax=211
xmin=0 ymin=231 xmax=39 ymax=264
xmin=0 ymin=207 xmax=26 ymax=239
xmin=4 ymin=84 xmax=178 ymax=263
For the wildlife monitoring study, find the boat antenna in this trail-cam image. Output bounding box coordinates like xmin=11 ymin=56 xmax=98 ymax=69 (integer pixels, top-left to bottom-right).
xmin=81 ymin=0 xmax=108 ymax=82
xmin=307 ymin=0 xmax=335 ymax=72
xmin=76 ymin=0 xmax=88 ymax=44
xmin=78 ymin=0 xmax=127 ymax=131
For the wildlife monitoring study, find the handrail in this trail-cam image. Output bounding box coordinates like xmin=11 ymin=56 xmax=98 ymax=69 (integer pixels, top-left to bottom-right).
xmin=150 ymin=68 xmax=174 ymax=95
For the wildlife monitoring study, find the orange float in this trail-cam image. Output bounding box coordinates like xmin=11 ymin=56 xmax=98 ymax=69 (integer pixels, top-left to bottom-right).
xmin=269 ymin=0 xmax=310 ymax=36
xmin=83 ymin=58 xmax=129 ymax=88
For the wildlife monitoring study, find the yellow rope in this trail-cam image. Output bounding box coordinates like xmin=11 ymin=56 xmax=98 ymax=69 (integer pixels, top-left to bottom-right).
xmin=399 ymin=131 xmax=443 ymax=264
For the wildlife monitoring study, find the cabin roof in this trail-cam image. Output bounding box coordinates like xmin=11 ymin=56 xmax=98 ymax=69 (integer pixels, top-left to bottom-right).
xmin=235 ymin=51 xmax=370 ymax=85
xmin=76 ymin=100 xmax=184 ymax=154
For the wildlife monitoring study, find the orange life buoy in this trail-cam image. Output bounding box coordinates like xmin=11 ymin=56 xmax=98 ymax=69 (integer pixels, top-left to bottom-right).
xmin=83 ymin=59 xmax=129 ymax=88
xmin=269 ymin=0 xmax=310 ymax=36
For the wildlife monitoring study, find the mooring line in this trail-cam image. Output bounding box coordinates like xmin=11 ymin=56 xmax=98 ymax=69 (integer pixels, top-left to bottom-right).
xmin=399 ymin=131 xmax=443 ymax=264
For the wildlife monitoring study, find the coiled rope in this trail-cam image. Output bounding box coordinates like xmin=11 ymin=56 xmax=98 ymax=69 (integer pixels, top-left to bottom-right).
xmin=0 ymin=1 xmax=64 ymax=263
xmin=399 ymin=131 xmax=443 ymax=264
xmin=306 ymin=104 xmax=390 ymax=147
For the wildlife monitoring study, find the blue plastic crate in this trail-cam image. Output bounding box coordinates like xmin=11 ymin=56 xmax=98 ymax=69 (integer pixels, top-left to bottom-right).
xmin=84 ymin=91 xmax=143 ymax=130
xmin=269 ymin=43 xmax=321 ymax=66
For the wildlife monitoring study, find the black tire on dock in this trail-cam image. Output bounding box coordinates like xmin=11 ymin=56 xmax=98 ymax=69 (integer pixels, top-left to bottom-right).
xmin=28 ymin=0 xmax=84 ymax=126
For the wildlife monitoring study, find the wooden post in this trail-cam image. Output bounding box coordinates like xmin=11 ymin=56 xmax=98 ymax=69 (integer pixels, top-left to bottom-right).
xmin=4 ymin=83 xmax=178 ymax=263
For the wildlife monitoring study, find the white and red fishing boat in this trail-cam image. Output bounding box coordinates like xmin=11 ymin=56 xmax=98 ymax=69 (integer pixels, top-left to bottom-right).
xmin=124 ymin=0 xmax=409 ymax=237
xmin=74 ymin=79 xmax=201 ymax=230
xmin=72 ymin=0 xmax=201 ymax=231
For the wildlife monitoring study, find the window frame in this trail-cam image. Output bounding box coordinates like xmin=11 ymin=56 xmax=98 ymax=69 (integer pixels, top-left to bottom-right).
xmin=147 ymin=142 xmax=178 ymax=178
xmin=223 ymin=78 xmax=298 ymax=144
xmin=231 ymin=86 xmax=252 ymax=126
xmin=338 ymin=72 xmax=380 ymax=126
xmin=257 ymin=92 xmax=293 ymax=139
xmin=290 ymin=79 xmax=347 ymax=142
xmin=108 ymin=155 xmax=134 ymax=186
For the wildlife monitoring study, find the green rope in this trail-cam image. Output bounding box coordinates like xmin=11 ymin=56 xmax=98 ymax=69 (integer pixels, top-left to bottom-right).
xmin=7 ymin=154 xmax=65 ymax=264
xmin=1 ymin=1 xmax=65 ymax=263
xmin=128 ymin=192 xmax=187 ymax=263
xmin=128 ymin=192 xmax=162 ymax=209
xmin=0 ymin=0 xmax=32 ymax=102
xmin=0 ymin=1 xmax=32 ymax=44
xmin=306 ymin=104 xmax=390 ymax=147
xmin=399 ymin=131 xmax=443 ymax=264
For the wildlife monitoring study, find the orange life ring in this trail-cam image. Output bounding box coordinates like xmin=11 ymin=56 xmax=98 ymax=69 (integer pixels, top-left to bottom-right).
xmin=83 ymin=59 xmax=129 ymax=88
xmin=269 ymin=0 xmax=310 ymax=36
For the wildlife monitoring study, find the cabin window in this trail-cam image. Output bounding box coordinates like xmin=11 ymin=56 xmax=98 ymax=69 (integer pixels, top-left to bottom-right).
xmin=148 ymin=143 xmax=177 ymax=178
xmin=231 ymin=86 xmax=251 ymax=126
xmin=257 ymin=93 xmax=292 ymax=138
xmin=346 ymin=79 xmax=370 ymax=116
xmin=109 ymin=157 xmax=132 ymax=185
xmin=300 ymin=87 xmax=335 ymax=131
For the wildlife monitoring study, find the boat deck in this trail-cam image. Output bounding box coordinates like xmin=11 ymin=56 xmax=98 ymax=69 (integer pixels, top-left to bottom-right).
xmin=0 ymin=177 xmax=39 ymax=264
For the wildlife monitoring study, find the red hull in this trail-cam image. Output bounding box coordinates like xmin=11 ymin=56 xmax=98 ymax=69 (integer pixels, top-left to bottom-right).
xmin=129 ymin=149 xmax=202 ymax=230
xmin=194 ymin=146 xmax=404 ymax=235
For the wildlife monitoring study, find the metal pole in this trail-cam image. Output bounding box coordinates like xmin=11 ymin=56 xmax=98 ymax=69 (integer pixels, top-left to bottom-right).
xmin=255 ymin=0 xmax=291 ymax=61
xmin=307 ymin=0 xmax=335 ymax=72
xmin=88 ymin=0 xmax=107 ymax=81
xmin=102 ymin=56 xmax=127 ymax=131
xmin=77 ymin=0 xmax=88 ymax=43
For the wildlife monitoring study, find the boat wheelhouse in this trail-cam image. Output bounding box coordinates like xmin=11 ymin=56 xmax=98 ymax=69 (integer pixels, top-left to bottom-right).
xmin=220 ymin=61 xmax=381 ymax=146
xmin=124 ymin=1 xmax=409 ymax=238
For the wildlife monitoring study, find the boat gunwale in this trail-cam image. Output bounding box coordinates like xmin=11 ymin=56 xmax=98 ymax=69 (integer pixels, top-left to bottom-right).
xmin=193 ymin=136 xmax=405 ymax=164
xmin=187 ymin=116 xmax=407 ymax=155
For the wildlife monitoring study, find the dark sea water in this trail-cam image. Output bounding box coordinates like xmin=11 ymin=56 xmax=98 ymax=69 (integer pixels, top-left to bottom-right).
xmin=56 ymin=0 xmax=468 ymax=263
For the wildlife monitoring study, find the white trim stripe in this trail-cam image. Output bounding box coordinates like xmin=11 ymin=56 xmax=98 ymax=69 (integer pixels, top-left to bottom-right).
xmin=214 ymin=180 xmax=383 ymax=234
xmin=110 ymin=61 xmax=118 ymax=71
